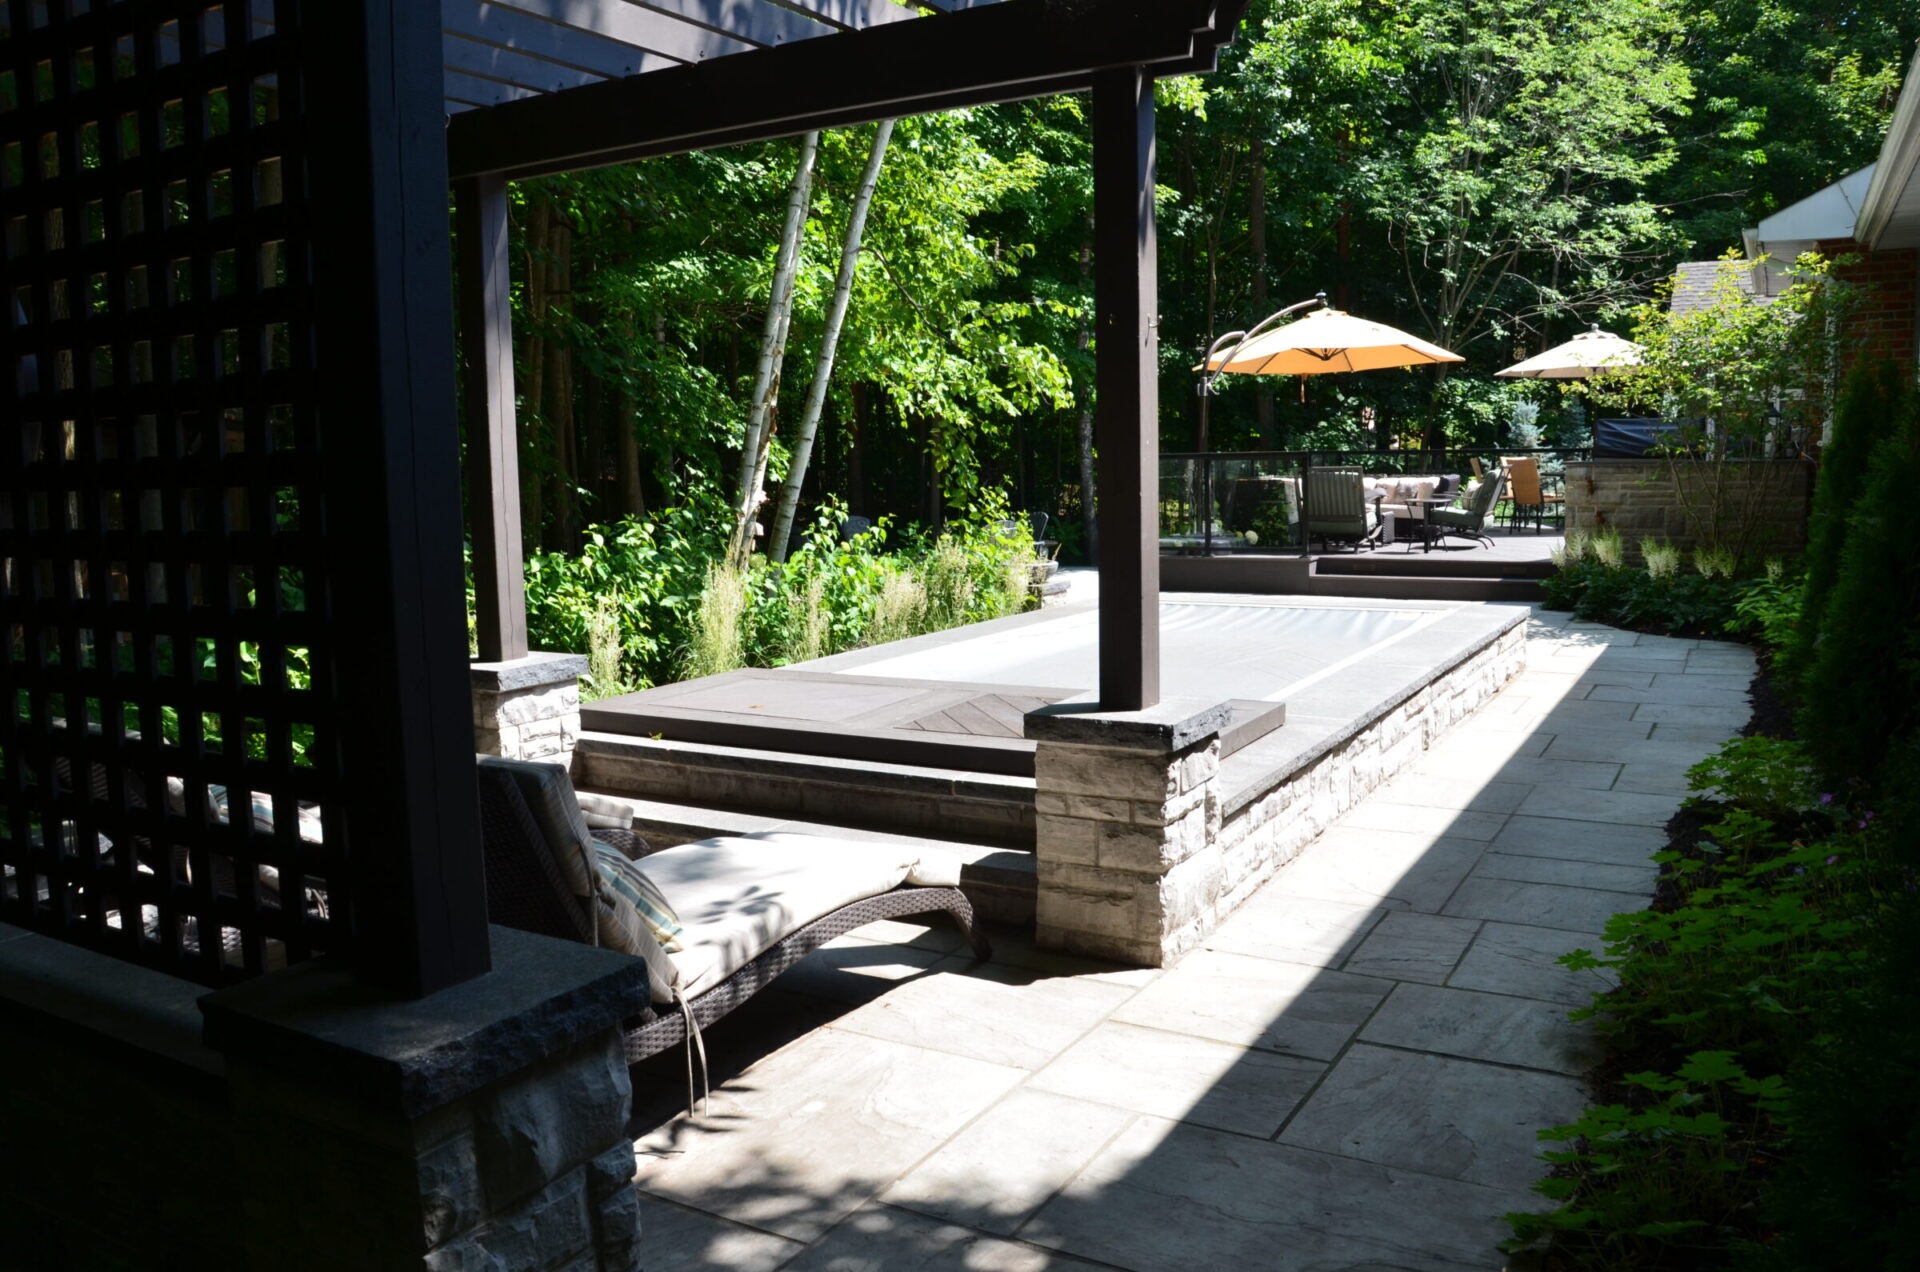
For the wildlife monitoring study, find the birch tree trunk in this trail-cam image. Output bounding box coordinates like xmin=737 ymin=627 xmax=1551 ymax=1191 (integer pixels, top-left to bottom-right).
xmin=727 ymin=130 xmax=820 ymax=569
xmin=1076 ymin=231 xmax=1099 ymax=565
xmin=770 ymin=119 xmax=894 ymax=563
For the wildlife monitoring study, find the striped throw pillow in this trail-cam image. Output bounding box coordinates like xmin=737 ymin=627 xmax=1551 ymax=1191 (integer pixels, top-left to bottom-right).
xmin=591 ymin=842 xmax=684 ymax=953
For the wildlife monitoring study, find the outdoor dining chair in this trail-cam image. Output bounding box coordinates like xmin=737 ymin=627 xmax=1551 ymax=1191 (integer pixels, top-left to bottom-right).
xmin=1504 ymin=457 xmax=1550 ymax=531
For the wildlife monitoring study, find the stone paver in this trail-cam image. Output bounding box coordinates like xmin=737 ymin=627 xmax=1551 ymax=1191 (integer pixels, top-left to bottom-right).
xmin=627 ymin=607 xmax=1752 ymax=1271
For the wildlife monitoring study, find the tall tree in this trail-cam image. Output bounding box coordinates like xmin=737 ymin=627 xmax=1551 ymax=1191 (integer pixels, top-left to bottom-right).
xmin=1660 ymin=0 xmax=1917 ymax=254
xmin=770 ymin=119 xmax=895 ymax=563
xmin=728 ymin=131 xmax=819 ymax=568
xmin=1357 ymin=0 xmax=1692 ymax=444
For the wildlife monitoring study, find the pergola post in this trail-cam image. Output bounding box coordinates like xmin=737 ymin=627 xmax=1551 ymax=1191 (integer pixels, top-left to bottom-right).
xmin=1092 ymin=66 xmax=1161 ymax=711
xmin=305 ymin=0 xmax=493 ymax=994
xmin=457 ymin=173 xmax=530 ymax=664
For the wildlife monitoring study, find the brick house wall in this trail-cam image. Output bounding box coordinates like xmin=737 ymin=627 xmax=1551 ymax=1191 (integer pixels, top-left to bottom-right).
xmin=1818 ymin=238 xmax=1919 ymax=371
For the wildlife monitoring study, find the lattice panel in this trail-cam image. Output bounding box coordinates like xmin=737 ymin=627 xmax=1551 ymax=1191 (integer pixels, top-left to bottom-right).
xmin=1 ymin=0 xmax=341 ymax=983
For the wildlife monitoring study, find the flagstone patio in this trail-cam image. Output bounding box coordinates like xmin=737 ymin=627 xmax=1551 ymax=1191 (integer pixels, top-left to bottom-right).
xmin=621 ymin=606 xmax=1755 ymax=1271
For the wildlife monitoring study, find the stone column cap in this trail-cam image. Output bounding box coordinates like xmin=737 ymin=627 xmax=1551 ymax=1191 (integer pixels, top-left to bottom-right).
xmin=470 ymin=650 xmax=589 ymax=692
xmin=1024 ymin=695 xmax=1231 ymax=751
xmin=200 ymin=926 xmax=647 ymax=1119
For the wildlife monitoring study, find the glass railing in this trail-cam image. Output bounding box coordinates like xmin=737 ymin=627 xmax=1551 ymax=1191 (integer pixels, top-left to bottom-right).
xmin=1157 ymin=447 xmax=1591 ymax=555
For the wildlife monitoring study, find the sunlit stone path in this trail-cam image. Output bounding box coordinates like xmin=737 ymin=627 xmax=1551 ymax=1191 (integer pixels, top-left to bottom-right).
xmin=626 ymin=606 xmax=1755 ymax=1272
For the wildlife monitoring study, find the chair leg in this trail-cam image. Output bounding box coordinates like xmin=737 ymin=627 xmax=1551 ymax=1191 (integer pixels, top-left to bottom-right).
xmin=951 ymin=900 xmax=993 ymax=961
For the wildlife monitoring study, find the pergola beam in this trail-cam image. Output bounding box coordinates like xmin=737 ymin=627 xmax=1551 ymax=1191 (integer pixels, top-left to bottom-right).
xmin=446 ymin=0 xmax=1236 ymax=179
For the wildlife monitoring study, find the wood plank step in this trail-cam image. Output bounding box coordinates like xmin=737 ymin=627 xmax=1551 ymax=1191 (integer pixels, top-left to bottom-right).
xmin=574 ymin=731 xmax=1036 ymax=847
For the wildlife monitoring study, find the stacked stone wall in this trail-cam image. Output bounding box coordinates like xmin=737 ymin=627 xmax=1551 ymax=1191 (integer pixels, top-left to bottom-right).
xmin=473 ymin=652 xmax=588 ymax=768
xmin=1 ymin=925 xmax=648 ymax=1271
xmin=1033 ymin=732 xmax=1224 ymax=967
xmin=1030 ymin=621 xmax=1527 ymax=966
xmin=224 ymin=1032 xmax=640 ymax=1271
xmin=1211 ymin=625 xmax=1526 ymax=922
xmin=1564 ymin=460 xmax=1812 ymax=564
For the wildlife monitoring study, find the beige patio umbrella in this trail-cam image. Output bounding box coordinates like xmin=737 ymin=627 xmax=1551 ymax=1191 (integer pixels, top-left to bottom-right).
xmin=1202 ymin=304 xmax=1464 ymax=379
xmin=1495 ymin=324 xmax=1642 ymax=379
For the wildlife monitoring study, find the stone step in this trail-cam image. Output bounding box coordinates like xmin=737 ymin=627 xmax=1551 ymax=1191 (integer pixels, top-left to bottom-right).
xmin=1306 ymin=570 xmax=1546 ymax=603
xmin=573 ymin=731 xmax=1036 ymax=848
xmin=1314 ymin=554 xmax=1555 ymax=580
xmin=575 ymin=790 xmax=1037 ymax=925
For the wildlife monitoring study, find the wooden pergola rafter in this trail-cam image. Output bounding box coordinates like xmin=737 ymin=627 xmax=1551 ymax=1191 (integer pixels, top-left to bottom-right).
xmin=456 ymin=0 xmax=1249 ymax=723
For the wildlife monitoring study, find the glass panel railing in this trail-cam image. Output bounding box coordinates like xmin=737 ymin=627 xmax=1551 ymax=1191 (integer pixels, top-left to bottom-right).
xmin=1156 ymin=448 xmax=1590 ymax=554
xmin=1158 ymin=451 xmax=1311 ymax=554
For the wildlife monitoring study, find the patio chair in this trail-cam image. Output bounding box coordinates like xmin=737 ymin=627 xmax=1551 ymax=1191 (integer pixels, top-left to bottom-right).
xmin=1504 ymin=457 xmax=1558 ymax=532
xmin=1302 ymin=466 xmax=1381 ymax=551
xmin=1426 ymin=468 xmax=1506 ymax=548
xmin=476 ymin=755 xmax=990 ymax=1073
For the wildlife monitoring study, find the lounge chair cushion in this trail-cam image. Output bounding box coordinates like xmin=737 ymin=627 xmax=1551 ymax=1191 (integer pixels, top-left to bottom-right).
xmin=638 ymin=833 xmax=931 ymax=997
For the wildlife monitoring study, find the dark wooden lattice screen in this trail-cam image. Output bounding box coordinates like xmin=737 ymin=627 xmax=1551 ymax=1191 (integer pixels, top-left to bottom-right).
xmin=1 ymin=0 xmax=340 ymax=984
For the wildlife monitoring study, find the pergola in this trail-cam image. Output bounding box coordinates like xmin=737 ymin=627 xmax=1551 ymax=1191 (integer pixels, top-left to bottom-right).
xmin=2 ymin=12 xmax=1257 ymax=1260
xmin=2 ymin=0 xmax=1250 ymax=999
xmin=448 ymin=0 xmax=1249 ymax=718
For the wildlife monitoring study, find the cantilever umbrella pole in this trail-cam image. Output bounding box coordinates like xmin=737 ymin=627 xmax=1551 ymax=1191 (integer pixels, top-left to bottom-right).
xmin=1198 ymin=291 xmax=1329 ymax=400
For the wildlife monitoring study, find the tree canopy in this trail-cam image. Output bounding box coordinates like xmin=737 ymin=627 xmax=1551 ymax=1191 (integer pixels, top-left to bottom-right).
xmin=477 ymin=0 xmax=1912 ymax=556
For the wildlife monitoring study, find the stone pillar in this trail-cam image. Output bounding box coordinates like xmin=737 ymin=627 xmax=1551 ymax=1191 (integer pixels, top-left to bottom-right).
xmin=1025 ymin=698 xmax=1232 ymax=967
xmin=472 ymin=652 xmax=588 ymax=767
xmin=200 ymin=927 xmax=648 ymax=1271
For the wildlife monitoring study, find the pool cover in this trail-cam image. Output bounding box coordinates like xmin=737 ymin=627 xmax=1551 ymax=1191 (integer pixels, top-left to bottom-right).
xmin=838 ymin=600 xmax=1444 ymax=703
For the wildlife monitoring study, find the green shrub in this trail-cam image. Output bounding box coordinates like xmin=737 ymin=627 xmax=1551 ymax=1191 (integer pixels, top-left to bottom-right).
xmin=1798 ymin=389 xmax=1920 ymax=787
xmin=1508 ymin=738 xmax=1899 ymax=1269
xmin=516 ymin=489 xmax=1037 ymax=687
xmin=1752 ymin=888 xmax=1920 ymax=1271
xmin=1543 ymin=558 xmax=1744 ymax=637
xmin=1726 ymin=566 xmax=1803 ymax=653
xmin=1791 ymin=359 xmax=1913 ymax=679
xmin=523 ymin=497 xmax=724 ymax=689
xmin=1506 ymin=1052 xmax=1788 ymax=1266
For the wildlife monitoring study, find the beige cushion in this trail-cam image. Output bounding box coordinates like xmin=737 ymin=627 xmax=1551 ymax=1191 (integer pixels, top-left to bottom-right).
xmin=577 ymin=791 xmax=640 ymax=830
xmin=907 ymin=853 xmax=962 ymax=888
xmin=641 ymin=833 xmax=922 ymax=997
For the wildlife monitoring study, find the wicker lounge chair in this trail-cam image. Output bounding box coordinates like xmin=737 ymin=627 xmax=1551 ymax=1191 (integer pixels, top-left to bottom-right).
xmin=476 ymin=755 xmax=990 ymax=1067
